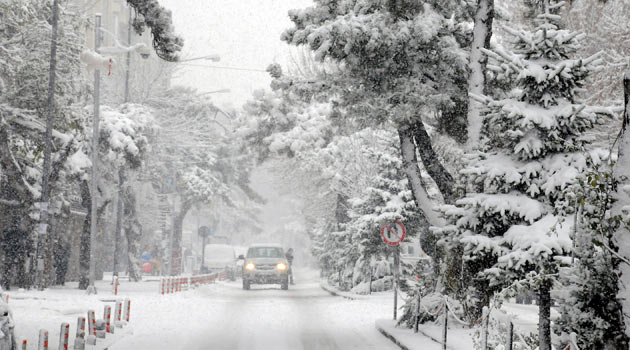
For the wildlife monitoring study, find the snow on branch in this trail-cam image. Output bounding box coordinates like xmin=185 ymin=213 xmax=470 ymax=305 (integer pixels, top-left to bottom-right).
xmin=125 ymin=0 xmax=184 ymax=62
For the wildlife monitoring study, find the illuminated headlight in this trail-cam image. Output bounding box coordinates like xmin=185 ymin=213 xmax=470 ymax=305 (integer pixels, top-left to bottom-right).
xmin=245 ymin=263 xmax=255 ymax=271
xmin=276 ymin=263 xmax=287 ymax=271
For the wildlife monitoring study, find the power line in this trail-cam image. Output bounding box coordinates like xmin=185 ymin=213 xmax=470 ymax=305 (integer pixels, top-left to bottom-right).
xmin=178 ymin=63 xmax=267 ymax=73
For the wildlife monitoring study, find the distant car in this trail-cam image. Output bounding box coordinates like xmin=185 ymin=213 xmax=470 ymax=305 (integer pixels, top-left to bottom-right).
xmin=240 ymin=244 xmax=289 ymax=290
xmin=204 ymin=244 xmax=237 ymax=281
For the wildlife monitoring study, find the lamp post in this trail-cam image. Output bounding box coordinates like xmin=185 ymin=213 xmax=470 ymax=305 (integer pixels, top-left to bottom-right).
xmin=36 ymin=0 xmax=60 ymax=290
xmin=87 ymin=13 xmax=102 ymax=295
xmin=201 ymin=89 xmax=231 ymax=95
xmin=178 ymin=55 xmax=221 ymax=63
xmin=106 ymin=6 xmax=153 ymax=282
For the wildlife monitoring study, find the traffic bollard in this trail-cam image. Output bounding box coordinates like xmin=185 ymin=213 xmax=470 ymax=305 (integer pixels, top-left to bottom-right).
xmin=38 ymin=330 xmax=48 ymax=350
xmin=87 ymin=310 xmax=96 ymax=336
xmin=73 ymin=316 xmax=86 ymax=350
xmin=104 ymin=305 xmax=113 ymax=333
xmin=58 ymin=323 xmax=69 ymax=350
xmin=123 ymin=298 xmax=130 ymax=322
xmin=21 ymin=339 xmax=27 ymax=350
xmin=86 ymin=310 xmax=97 ymax=345
xmin=114 ymin=300 xmax=123 ymax=328
xmin=113 ymin=276 xmax=119 ymax=296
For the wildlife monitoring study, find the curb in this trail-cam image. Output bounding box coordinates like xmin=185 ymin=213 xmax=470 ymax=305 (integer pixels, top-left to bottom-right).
xmin=375 ymin=323 xmax=412 ymax=350
xmin=319 ymin=282 xmax=359 ymax=300
xmin=375 ymin=319 xmax=452 ymax=350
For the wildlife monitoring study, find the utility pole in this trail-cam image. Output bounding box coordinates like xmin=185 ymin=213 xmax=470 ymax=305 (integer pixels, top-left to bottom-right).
xmin=88 ymin=14 xmax=102 ymax=295
xmin=36 ymin=0 xmax=60 ymax=291
xmin=124 ymin=6 xmax=132 ymax=103
xmin=113 ymin=7 xmax=132 ymax=282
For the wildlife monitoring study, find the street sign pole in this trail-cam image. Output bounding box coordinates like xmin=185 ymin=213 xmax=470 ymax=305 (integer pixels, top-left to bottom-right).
xmin=393 ymin=245 xmax=400 ymax=320
xmin=380 ymin=222 xmax=406 ymax=321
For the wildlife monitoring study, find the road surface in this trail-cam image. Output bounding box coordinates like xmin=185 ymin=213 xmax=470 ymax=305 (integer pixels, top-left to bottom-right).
xmin=112 ymin=270 xmax=399 ymax=350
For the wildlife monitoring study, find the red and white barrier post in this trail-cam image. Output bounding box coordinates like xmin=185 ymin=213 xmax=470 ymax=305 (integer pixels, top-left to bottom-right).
xmin=38 ymin=330 xmax=48 ymax=350
xmin=104 ymin=305 xmax=112 ymax=334
xmin=123 ymin=298 xmax=131 ymax=322
xmin=58 ymin=322 xmax=69 ymax=350
xmin=87 ymin=310 xmax=96 ymax=336
xmin=86 ymin=310 xmax=97 ymax=345
xmin=113 ymin=276 xmax=119 ymax=296
xmin=160 ymin=278 xmax=165 ymax=295
xmin=21 ymin=339 xmax=27 ymax=350
xmin=114 ymin=300 xmax=123 ymax=328
xmin=74 ymin=316 xmax=86 ymax=350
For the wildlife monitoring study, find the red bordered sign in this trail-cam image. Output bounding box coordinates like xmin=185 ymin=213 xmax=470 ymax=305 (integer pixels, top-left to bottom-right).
xmin=380 ymin=222 xmax=406 ymax=246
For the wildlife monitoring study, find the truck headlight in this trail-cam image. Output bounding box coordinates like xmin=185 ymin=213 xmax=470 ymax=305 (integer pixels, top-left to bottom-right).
xmin=245 ymin=262 xmax=255 ymax=271
xmin=276 ymin=263 xmax=287 ymax=271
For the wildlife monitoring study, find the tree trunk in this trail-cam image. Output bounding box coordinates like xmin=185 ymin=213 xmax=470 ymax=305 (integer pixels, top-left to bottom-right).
xmin=538 ymin=278 xmax=552 ymax=350
xmin=398 ymin=126 xmax=446 ymax=227
xmin=614 ymin=73 xmax=630 ymax=339
xmin=78 ymin=180 xmax=91 ymax=290
xmin=113 ymin=168 xmax=124 ymax=278
xmin=95 ymin=199 xmax=111 ymax=281
xmin=467 ymin=0 xmax=494 ymax=148
xmin=411 ymin=121 xmax=455 ymax=204
xmin=123 ymin=183 xmax=143 ymax=282
xmin=172 ymin=199 xmax=193 ymax=275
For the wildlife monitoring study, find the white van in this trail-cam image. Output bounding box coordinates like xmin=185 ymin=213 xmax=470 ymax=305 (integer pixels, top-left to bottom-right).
xmin=203 ymin=244 xmax=237 ymax=281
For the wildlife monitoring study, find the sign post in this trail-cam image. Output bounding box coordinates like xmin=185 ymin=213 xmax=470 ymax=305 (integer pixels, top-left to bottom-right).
xmin=380 ymin=222 xmax=406 ymax=321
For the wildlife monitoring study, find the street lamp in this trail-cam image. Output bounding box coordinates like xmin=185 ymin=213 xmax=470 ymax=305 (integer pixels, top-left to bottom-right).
xmin=178 ymin=55 xmax=221 ymax=63
xmin=201 ymin=89 xmax=231 ymax=95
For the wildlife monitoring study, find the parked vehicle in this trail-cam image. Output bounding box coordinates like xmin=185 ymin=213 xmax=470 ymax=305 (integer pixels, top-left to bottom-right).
xmin=203 ymin=244 xmax=237 ymax=281
xmin=240 ymin=244 xmax=289 ymax=290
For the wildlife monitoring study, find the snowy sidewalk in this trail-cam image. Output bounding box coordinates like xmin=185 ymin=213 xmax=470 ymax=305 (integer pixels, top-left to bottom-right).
xmin=320 ymin=281 xmax=473 ymax=350
xmin=7 ymin=277 xmax=156 ymax=348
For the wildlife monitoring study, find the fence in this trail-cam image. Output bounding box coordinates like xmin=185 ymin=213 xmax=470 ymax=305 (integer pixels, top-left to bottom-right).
xmin=160 ymin=272 xmax=220 ymax=295
xmin=17 ymin=298 xmax=131 ymax=350
xmin=411 ymin=295 xmax=578 ymax=350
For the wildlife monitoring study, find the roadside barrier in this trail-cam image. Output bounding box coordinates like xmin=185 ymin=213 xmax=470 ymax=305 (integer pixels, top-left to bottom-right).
xmin=123 ymin=298 xmax=130 ymax=323
xmin=58 ymin=323 xmax=69 ymax=350
xmin=112 ymin=276 xmax=119 ymax=296
xmin=160 ymin=273 xmax=218 ymax=294
xmin=38 ymin=330 xmax=48 ymax=350
xmin=19 ymin=300 xmax=131 ymax=350
xmin=411 ymin=294 xmax=560 ymax=350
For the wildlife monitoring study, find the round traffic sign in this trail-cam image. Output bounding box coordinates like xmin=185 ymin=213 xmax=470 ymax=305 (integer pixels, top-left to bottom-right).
xmin=380 ymin=222 xmax=406 ymax=246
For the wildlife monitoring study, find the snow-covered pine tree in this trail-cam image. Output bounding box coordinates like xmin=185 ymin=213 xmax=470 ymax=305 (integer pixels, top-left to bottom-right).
xmin=436 ymin=1 xmax=605 ymax=348
xmin=126 ymin=0 xmax=183 ymax=62
xmin=553 ymin=164 xmax=628 ymax=349
xmin=613 ymin=73 xmax=630 ymax=345
xmin=282 ymin=0 xmax=472 ymax=216
xmin=345 ymin=129 xmax=423 ymax=292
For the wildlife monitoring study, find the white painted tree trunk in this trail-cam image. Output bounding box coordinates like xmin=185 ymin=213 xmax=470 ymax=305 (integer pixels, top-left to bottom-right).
xmin=614 ymin=74 xmax=630 ymax=338
xmin=467 ymin=0 xmax=494 ymax=149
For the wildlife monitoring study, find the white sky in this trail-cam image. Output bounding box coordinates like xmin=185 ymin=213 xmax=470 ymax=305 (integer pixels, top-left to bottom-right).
xmin=160 ymin=0 xmax=313 ymax=109
xmin=161 ymin=0 xmax=314 ymax=238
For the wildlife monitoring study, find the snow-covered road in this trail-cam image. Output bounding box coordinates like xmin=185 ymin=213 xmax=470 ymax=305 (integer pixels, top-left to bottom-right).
xmin=111 ymin=271 xmax=399 ymax=350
